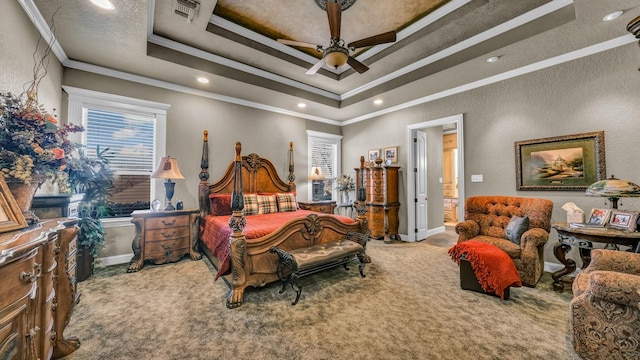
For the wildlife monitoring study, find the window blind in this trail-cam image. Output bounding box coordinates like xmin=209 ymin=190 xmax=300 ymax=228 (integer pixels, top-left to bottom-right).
xmin=85 ymin=108 xmax=156 ymax=216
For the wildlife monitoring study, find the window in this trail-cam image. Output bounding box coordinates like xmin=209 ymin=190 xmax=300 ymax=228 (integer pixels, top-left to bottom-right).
xmin=307 ymin=130 xmax=342 ymax=201
xmin=64 ymin=86 xmax=169 ymax=217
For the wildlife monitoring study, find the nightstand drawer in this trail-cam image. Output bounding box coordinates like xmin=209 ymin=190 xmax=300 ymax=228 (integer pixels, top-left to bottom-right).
xmin=145 ymin=226 xmax=190 ymax=241
xmin=146 ymin=237 xmax=190 ymax=254
xmin=68 ymin=237 xmax=77 ymax=256
xmin=145 ymin=215 xmax=190 ymax=230
xmin=313 ymin=205 xmax=333 ymax=213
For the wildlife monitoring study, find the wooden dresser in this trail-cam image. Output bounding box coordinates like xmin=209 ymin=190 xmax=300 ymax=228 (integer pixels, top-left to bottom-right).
xmin=128 ymin=209 xmax=201 ymax=272
xmin=355 ymin=165 xmax=400 ymax=243
xmin=0 ymin=219 xmax=80 ymax=360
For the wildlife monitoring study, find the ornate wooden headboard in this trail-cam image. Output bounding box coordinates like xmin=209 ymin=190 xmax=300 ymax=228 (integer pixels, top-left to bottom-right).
xmin=198 ymin=131 xmax=296 ymax=217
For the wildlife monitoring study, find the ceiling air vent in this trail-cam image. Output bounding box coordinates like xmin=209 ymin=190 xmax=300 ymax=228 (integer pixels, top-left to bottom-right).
xmin=172 ymin=0 xmax=200 ymax=23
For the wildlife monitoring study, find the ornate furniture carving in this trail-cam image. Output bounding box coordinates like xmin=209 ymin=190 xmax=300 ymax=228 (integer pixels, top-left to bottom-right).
xmin=127 ymin=209 xmax=201 ymax=272
xmin=197 ymin=135 xmax=367 ymax=308
xmin=0 ymin=219 xmax=80 ymax=360
xmin=354 ymin=159 xmax=399 ymax=243
xmin=270 ymin=231 xmax=368 ymax=305
xmin=298 ymin=200 xmax=336 ymax=214
xmin=551 ymin=222 xmax=640 ymax=292
xmin=570 ymin=249 xmax=640 ymax=359
xmin=455 ymin=196 xmax=553 ymax=287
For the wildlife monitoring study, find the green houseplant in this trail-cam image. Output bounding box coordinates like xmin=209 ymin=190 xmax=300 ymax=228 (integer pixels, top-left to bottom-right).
xmin=65 ymin=145 xmax=115 ymax=280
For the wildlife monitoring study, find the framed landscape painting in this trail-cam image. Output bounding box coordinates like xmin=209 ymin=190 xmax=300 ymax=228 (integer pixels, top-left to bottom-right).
xmin=515 ymin=131 xmax=606 ymax=191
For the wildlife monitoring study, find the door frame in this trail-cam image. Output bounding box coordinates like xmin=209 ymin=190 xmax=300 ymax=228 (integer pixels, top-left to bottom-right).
xmin=405 ymin=114 xmax=465 ymax=242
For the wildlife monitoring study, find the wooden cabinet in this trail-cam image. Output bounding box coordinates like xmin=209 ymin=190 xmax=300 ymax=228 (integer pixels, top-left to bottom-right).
xmin=127 ymin=209 xmax=201 ymax=272
xmin=0 ymin=219 xmax=79 ymax=360
xmin=298 ymin=201 xmax=336 ymax=214
xmin=355 ymin=166 xmax=400 ymax=243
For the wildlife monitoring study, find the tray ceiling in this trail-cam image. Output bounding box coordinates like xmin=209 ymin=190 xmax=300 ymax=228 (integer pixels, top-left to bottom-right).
xmin=28 ymin=0 xmax=640 ymax=124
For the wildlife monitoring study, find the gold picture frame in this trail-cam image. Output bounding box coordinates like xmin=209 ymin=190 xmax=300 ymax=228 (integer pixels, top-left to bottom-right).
xmin=384 ymin=146 xmax=398 ymax=164
xmin=515 ymin=131 xmax=606 ymax=191
xmin=0 ymin=177 xmax=28 ymax=234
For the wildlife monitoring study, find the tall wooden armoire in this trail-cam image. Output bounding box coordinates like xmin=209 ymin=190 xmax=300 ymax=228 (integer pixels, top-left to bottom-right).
xmin=355 ymin=164 xmax=400 ymax=243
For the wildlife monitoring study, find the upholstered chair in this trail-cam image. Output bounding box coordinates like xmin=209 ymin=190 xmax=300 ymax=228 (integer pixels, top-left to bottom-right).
xmin=570 ymin=249 xmax=640 ymax=359
xmin=455 ymin=196 xmax=553 ymax=287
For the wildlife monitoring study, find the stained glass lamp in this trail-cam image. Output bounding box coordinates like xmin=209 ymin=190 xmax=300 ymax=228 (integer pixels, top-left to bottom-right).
xmin=585 ymin=175 xmax=640 ymax=209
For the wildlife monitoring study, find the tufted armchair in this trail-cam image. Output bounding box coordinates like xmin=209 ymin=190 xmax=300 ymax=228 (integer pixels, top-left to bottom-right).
xmin=455 ymin=196 xmax=553 ymax=287
xmin=570 ymin=249 xmax=640 ymax=359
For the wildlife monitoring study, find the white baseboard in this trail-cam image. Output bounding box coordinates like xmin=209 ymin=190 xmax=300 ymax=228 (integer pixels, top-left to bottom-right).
xmin=96 ymin=253 xmax=133 ymax=267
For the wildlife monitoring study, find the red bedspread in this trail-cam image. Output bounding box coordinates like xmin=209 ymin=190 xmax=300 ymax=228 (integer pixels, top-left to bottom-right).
xmin=200 ymin=210 xmax=356 ymax=279
xmin=448 ymin=240 xmax=522 ymax=299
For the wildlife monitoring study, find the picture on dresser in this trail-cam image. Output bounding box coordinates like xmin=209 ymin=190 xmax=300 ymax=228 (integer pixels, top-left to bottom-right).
xmin=515 ymin=131 xmax=605 ymax=191
xmin=0 ymin=177 xmax=28 ymax=233
xmin=368 ymin=149 xmax=380 ymax=162
xmin=384 ymin=146 xmax=398 ymax=163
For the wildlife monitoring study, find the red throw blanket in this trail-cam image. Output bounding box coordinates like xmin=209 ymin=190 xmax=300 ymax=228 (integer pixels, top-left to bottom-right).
xmin=448 ymin=240 xmax=522 ymax=300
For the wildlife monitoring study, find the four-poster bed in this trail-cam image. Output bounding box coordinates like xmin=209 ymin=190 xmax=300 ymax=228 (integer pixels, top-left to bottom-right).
xmin=197 ymin=131 xmax=368 ymax=308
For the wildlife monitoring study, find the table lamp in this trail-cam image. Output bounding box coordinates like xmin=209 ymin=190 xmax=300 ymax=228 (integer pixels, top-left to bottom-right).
xmin=308 ymin=166 xmax=325 ymax=201
xmin=151 ymin=156 xmax=185 ymax=210
xmin=585 ymin=175 xmax=640 ymax=209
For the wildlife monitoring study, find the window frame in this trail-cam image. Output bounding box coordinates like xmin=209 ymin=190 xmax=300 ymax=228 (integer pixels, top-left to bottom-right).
xmin=63 ymin=86 xmax=170 ymax=217
xmin=306 ymin=130 xmax=342 ymax=202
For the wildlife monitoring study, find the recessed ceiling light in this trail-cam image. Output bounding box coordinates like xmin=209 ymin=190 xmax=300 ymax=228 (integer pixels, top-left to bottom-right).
xmin=603 ymin=10 xmax=623 ymax=22
xmin=297 ymin=103 xmax=306 ymax=108
xmin=374 ymin=99 xmax=383 ymax=105
xmin=89 ymin=0 xmax=115 ymax=10
xmin=486 ymin=56 xmax=500 ymax=63
xmin=197 ymin=77 xmax=209 ymax=84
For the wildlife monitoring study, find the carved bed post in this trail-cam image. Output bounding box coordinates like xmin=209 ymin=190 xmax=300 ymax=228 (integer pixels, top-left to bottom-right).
xmin=227 ymin=142 xmax=248 ymax=308
xmin=199 ymin=130 xmax=211 ymax=220
xmin=288 ymin=141 xmax=296 ymax=190
xmin=355 ymin=156 xmax=370 ymax=238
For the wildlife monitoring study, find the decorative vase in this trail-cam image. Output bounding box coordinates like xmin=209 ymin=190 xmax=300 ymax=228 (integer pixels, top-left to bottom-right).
xmin=6 ymin=176 xmax=45 ymax=225
xmin=342 ymin=191 xmax=350 ymax=205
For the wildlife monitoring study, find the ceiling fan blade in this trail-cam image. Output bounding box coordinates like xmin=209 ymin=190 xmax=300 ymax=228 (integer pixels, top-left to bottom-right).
xmin=347 ymin=56 xmax=369 ymax=74
xmin=306 ymin=58 xmax=325 ymax=75
xmin=326 ymin=1 xmax=341 ymax=39
xmin=277 ymin=39 xmax=321 ymax=50
xmin=348 ymin=30 xmax=397 ymax=49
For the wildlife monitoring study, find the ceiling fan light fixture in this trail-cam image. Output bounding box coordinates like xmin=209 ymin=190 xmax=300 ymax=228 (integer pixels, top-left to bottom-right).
xmin=603 ymin=10 xmax=623 ymax=22
xmin=325 ymin=51 xmax=348 ymax=69
xmin=89 ymin=0 xmax=115 ymax=10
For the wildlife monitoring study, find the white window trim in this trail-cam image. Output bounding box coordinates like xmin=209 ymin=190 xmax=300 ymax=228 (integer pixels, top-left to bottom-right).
xmin=306 ymin=130 xmax=342 ymax=201
xmin=63 ymin=86 xmax=170 ymax=206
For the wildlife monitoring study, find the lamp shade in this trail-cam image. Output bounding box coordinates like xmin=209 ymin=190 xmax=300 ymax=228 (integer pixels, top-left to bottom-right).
xmin=151 ymin=157 xmax=185 ymax=180
xmin=308 ymin=166 xmax=325 ymax=181
xmin=585 ymin=176 xmax=640 ymax=198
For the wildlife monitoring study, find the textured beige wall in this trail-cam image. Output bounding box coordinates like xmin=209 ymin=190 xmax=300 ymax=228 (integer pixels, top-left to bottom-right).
xmin=0 ymin=0 xmax=63 ymax=120
xmin=62 ymin=70 xmax=342 ymax=258
xmin=342 ymin=43 xmax=640 ymax=265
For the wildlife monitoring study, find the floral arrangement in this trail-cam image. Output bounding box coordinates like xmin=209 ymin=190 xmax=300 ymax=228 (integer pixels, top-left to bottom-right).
xmin=0 ymin=90 xmax=83 ymax=185
xmin=336 ymin=174 xmax=356 ymax=193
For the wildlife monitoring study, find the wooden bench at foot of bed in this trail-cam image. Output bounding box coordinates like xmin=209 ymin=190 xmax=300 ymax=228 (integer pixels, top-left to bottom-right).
xmin=270 ymin=232 xmax=368 ymax=305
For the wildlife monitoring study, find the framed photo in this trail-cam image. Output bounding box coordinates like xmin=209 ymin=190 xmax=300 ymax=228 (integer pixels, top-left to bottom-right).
xmin=368 ymin=149 xmax=380 ymax=163
xmin=608 ymin=210 xmax=638 ymax=231
xmin=384 ymin=146 xmax=398 ymax=164
xmin=515 ymin=131 xmax=606 ymax=191
xmin=0 ymin=177 xmax=28 ymax=234
xmin=586 ymin=208 xmax=611 ymax=227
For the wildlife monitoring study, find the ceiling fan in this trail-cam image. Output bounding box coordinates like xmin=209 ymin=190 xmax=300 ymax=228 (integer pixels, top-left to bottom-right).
xmin=277 ymin=1 xmax=396 ymax=75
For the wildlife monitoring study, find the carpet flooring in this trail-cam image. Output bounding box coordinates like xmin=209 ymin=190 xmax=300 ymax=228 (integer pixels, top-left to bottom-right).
xmin=61 ymin=231 xmax=579 ymax=360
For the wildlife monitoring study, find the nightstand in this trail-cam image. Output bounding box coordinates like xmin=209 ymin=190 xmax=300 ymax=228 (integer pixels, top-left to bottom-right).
xmin=127 ymin=209 xmax=202 ymax=272
xmin=298 ymin=200 xmax=337 ymax=214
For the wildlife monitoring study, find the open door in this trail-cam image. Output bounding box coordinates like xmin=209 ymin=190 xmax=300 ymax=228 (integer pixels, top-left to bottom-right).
xmin=414 ymin=129 xmax=428 ymax=240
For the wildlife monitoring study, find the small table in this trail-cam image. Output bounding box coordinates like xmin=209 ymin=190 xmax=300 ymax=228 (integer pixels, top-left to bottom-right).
xmin=551 ymin=222 xmax=640 ymax=292
xmin=128 ymin=209 xmax=202 ymax=272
